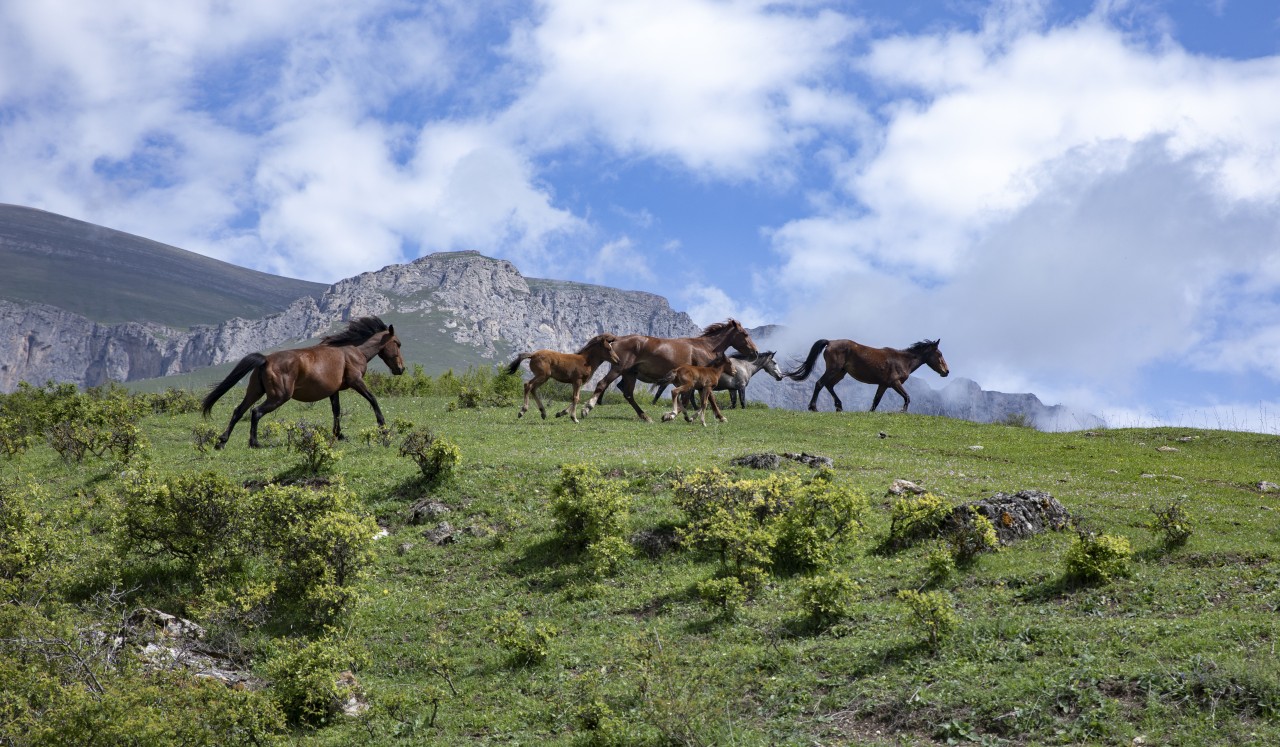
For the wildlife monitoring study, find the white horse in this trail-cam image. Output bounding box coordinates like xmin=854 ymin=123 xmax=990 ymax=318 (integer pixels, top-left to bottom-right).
xmin=650 ymin=351 xmax=783 ymax=409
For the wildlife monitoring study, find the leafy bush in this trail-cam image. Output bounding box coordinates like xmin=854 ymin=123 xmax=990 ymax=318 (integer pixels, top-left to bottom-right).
xmin=255 ymin=483 xmax=378 ymax=625
xmin=1063 ymin=532 xmax=1133 ymax=584
xmin=924 ymin=542 xmax=956 ymax=586
xmin=674 ymin=469 xmax=867 ymax=589
xmin=286 ymin=420 xmax=339 ymax=474
xmin=797 ymin=571 xmax=860 ymax=626
xmin=945 ymin=506 xmax=1000 ymax=565
xmin=262 ymin=637 xmax=361 ymax=726
xmin=773 ymin=469 xmax=869 ymax=572
xmin=0 ymin=482 xmax=45 ymax=597
xmin=399 ymin=428 xmax=461 ymax=485
xmin=696 ymin=576 xmax=749 ymax=617
xmin=898 ymin=589 xmax=960 ymax=650
xmin=1147 ymin=499 xmax=1193 ymax=548
xmin=487 ymin=611 xmax=557 ymax=666
xmin=118 ymin=470 xmax=249 ymax=575
xmin=887 ymin=492 xmax=954 ymax=549
xmin=0 ymin=415 xmax=32 ymax=459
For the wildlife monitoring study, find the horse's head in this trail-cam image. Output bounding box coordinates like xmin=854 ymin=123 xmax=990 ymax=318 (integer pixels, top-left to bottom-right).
xmin=601 ymin=334 xmax=620 ymax=364
xmin=378 ymin=325 xmax=406 ymax=375
xmin=758 ymin=351 xmax=783 ymax=381
xmin=725 ymin=319 xmax=758 ymax=357
xmin=924 ymin=339 xmax=948 ymax=377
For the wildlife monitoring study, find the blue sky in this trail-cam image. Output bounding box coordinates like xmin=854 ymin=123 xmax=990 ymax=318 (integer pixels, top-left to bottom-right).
xmin=2 ymin=0 xmax=1279 ymax=430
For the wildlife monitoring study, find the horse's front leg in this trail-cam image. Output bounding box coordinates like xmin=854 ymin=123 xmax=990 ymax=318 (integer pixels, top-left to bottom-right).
xmin=891 ymin=382 xmax=911 ymax=412
xmin=329 ymin=393 xmax=345 ymax=440
xmin=869 ymin=384 xmax=888 ymax=411
xmin=348 ymin=379 xmax=387 ymax=428
xmin=662 ymin=387 xmax=682 ymax=422
xmin=580 ymin=370 xmax=619 ymax=417
xmin=707 ymin=387 xmax=727 ymax=424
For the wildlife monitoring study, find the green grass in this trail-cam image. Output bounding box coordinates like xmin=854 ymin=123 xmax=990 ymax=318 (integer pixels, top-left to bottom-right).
xmin=6 ymin=391 xmax=1280 ymax=745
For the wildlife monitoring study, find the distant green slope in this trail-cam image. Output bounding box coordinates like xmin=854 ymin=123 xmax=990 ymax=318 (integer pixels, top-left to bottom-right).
xmin=0 ymin=204 xmax=326 ymax=328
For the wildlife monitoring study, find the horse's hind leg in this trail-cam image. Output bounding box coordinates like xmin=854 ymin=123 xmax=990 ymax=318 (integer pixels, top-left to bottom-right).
xmin=822 ymin=372 xmax=845 ymax=412
xmin=707 ymin=387 xmax=726 ymax=424
xmin=217 ymin=382 xmax=264 ymax=449
xmin=329 ymin=393 xmax=344 ymax=440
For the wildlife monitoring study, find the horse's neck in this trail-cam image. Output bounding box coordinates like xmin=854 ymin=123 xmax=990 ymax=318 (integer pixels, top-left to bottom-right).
xmin=355 ymin=336 xmax=384 ymax=361
xmin=704 ymin=330 xmax=736 ymax=353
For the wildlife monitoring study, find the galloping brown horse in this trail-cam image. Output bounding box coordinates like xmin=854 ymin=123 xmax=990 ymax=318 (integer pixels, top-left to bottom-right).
xmin=659 ymin=352 xmax=736 ymax=426
xmin=506 ymin=334 xmax=619 ymax=422
xmin=783 ymin=338 xmax=948 ymax=412
xmin=201 ymin=316 xmax=405 ymax=449
xmin=580 ymin=319 xmax=758 ymax=422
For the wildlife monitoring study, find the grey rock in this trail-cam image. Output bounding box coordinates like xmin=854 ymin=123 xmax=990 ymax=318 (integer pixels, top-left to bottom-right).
xmin=408 ymin=499 xmax=452 ymax=525
xmin=953 ymin=490 xmax=1071 ymax=545
xmin=731 ymin=453 xmax=783 ymax=470
xmin=888 ymin=479 xmax=927 ymax=495
xmin=424 ymin=521 xmax=455 ymax=545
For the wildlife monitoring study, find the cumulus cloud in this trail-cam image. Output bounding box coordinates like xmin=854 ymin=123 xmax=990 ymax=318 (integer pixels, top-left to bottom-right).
xmin=680 ymin=283 xmax=769 ymax=328
xmin=772 ymin=7 xmax=1280 ymax=413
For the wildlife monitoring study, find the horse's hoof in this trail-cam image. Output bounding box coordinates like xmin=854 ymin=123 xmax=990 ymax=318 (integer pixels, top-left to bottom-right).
xmin=517 ymin=411 xmax=525 ymax=418
xmin=661 ymin=413 xmax=675 ymax=422
xmin=214 ymin=441 xmax=226 ymax=451
xmin=717 ymin=416 xmax=727 ymax=423
xmin=641 ymin=415 xmax=653 ymax=423
xmin=808 ymin=406 xmax=818 ymax=412
xmin=540 ymin=412 xmax=547 ymax=420
xmin=554 ymin=410 xmax=566 ymax=418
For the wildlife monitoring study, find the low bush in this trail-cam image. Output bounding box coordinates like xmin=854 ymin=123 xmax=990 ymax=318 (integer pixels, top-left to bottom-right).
xmin=261 ymin=637 xmax=361 ymax=727
xmin=797 ymin=570 xmax=860 ymax=626
xmin=399 ymin=427 xmax=461 ymax=485
xmin=887 ymin=492 xmax=953 ymax=549
xmin=487 ymin=610 xmax=557 ymax=666
xmin=1063 ymin=531 xmax=1133 ymax=584
xmin=286 ymin=420 xmax=339 ymax=474
xmin=898 ymin=588 xmax=960 ymax=650
xmin=1147 ymin=499 xmax=1194 ymax=548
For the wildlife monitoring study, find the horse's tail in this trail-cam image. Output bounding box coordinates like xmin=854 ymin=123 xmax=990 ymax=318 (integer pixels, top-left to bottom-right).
xmin=201 ymin=352 xmax=267 ymax=417
xmin=783 ymin=339 xmax=829 ymax=381
xmin=506 ymin=353 xmax=531 ymax=375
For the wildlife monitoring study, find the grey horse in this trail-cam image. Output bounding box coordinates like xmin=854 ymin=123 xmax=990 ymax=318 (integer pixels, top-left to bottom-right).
xmin=651 ymin=351 xmax=783 ymax=409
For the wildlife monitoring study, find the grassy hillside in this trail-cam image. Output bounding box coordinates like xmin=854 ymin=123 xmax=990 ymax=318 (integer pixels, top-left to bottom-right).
xmin=3 ymin=384 xmax=1279 ymax=745
xmin=0 ymin=204 xmax=326 ymax=327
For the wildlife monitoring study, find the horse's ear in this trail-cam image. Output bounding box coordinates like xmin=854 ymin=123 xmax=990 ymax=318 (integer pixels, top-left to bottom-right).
xmin=387 ymin=324 xmax=396 ymax=336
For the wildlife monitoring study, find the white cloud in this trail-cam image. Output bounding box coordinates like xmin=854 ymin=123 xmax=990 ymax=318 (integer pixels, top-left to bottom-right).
xmin=502 ymin=0 xmax=862 ymax=179
xmin=770 ymin=7 xmax=1280 ymax=416
xmin=680 ymin=283 xmax=768 ymax=328
xmin=583 ymin=237 xmax=654 ymax=286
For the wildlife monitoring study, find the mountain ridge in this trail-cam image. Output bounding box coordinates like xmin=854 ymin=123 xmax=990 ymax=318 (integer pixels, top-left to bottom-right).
xmin=0 ymin=206 xmax=1102 ymax=429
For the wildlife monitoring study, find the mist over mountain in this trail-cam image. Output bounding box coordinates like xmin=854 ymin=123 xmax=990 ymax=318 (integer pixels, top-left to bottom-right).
xmin=0 ymin=205 xmax=1101 ymax=430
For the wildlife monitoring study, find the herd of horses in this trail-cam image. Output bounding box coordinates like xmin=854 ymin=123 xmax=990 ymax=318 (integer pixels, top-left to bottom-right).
xmin=201 ymin=315 xmax=948 ymax=448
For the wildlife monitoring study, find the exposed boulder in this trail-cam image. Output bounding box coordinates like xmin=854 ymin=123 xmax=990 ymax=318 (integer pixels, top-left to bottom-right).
xmin=955 ymin=490 xmax=1071 ymax=545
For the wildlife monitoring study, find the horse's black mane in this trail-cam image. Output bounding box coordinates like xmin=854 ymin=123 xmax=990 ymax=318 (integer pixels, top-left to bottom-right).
xmin=321 ymin=316 xmax=389 ymax=347
xmin=576 ymin=334 xmax=613 ymax=355
xmin=700 ymin=319 xmax=742 ymax=338
xmin=906 ymin=339 xmax=940 ymax=356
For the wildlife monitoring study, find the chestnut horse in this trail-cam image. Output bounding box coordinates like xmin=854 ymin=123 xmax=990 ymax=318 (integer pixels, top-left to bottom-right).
xmin=506 ymin=334 xmax=619 ymax=422
xmin=783 ymin=338 xmax=948 ymax=412
xmin=659 ymin=353 xmax=736 ymax=426
xmin=201 ymin=316 xmax=405 ymax=449
xmin=650 ymin=351 xmax=783 ymax=409
xmin=580 ymin=319 xmax=758 ymax=422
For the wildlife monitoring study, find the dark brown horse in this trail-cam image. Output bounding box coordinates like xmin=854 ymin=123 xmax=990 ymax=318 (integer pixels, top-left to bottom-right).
xmin=580 ymin=319 xmax=758 ymax=422
xmin=506 ymin=333 xmax=619 ymax=422
xmin=201 ymin=316 xmax=405 ymax=449
xmin=783 ymin=338 xmax=948 ymax=412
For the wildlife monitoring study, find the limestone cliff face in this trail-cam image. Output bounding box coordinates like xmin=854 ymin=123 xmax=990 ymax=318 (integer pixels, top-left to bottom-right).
xmin=0 ymin=251 xmax=699 ymax=390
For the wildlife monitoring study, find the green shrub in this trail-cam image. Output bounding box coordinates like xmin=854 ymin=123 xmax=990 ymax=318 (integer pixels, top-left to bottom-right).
xmin=191 ymin=424 xmax=220 ymax=453
xmin=898 ymin=589 xmax=960 ymax=650
xmin=887 ymin=492 xmax=954 ymax=549
xmin=1063 ymin=532 xmax=1133 ymax=584
xmin=0 ymin=416 xmax=32 ymax=459
xmin=924 ymin=542 xmax=956 ymax=585
xmin=1147 ymin=500 xmax=1193 ymax=548
xmin=487 ymin=610 xmax=557 ymax=666
xmin=118 ymin=470 xmax=249 ymax=575
xmin=399 ymin=428 xmax=461 ymax=485
xmin=773 ymin=469 xmax=869 ymax=572
xmin=696 ymin=576 xmax=749 ymax=617
xmin=255 ymin=483 xmax=378 ymax=625
xmin=262 ymin=637 xmax=360 ymax=726
xmin=797 ymin=571 xmax=860 ymax=626
xmin=675 ymin=469 xmax=867 ymax=588
xmin=946 ymin=506 xmax=1000 ymax=564
xmin=286 ymin=420 xmax=339 ymax=473
xmin=552 ymin=465 xmax=632 ymax=548
xmin=142 ymin=387 xmax=203 ymax=415
xmin=0 ymin=482 xmax=45 ymax=597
